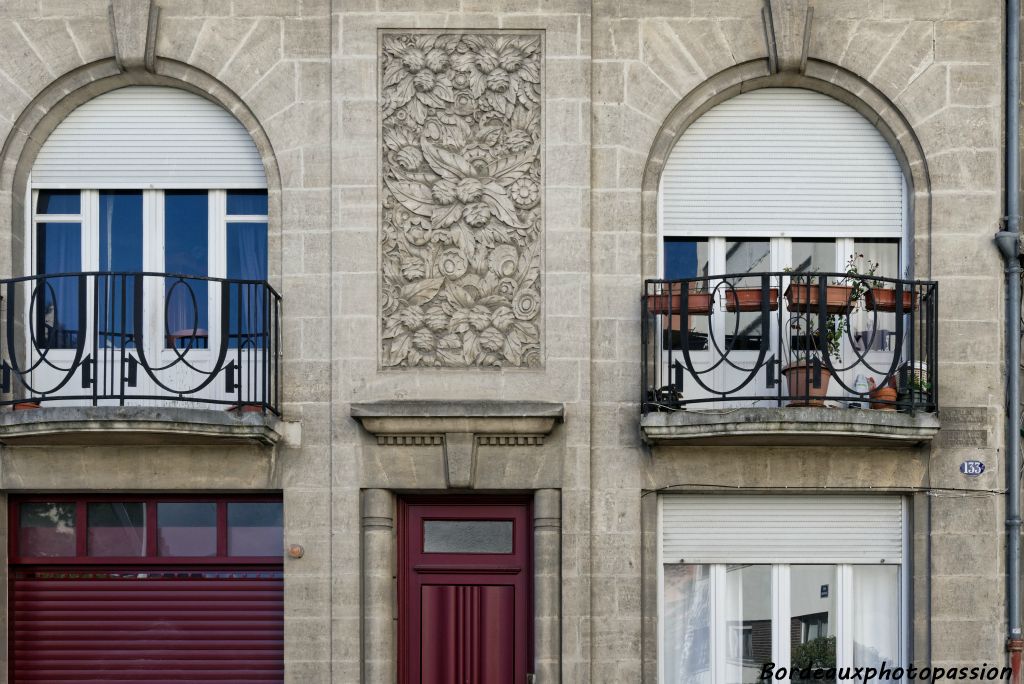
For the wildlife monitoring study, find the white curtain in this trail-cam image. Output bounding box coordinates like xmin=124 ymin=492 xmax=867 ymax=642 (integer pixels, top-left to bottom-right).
xmin=852 ymin=565 xmax=899 ymax=672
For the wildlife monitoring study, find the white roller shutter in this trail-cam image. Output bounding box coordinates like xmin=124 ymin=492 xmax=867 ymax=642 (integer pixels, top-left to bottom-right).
xmin=661 ymin=88 xmax=904 ymax=238
xmin=661 ymin=495 xmax=903 ymax=564
xmin=32 ymin=86 xmax=266 ymax=189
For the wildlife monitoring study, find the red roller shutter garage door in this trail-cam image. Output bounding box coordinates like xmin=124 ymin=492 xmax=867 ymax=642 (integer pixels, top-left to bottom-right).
xmin=10 ymin=496 xmax=284 ymax=683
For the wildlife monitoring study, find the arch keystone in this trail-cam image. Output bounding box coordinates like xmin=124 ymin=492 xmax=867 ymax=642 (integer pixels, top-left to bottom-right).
xmin=108 ymin=0 xmax=159 ymax=73
xmin=763 ymin=0 xmax=814 ymax=74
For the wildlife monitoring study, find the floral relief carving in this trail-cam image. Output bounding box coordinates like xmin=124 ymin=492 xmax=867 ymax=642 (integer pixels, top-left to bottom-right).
xmin=380 ymin=32 xmax=542 ymax=368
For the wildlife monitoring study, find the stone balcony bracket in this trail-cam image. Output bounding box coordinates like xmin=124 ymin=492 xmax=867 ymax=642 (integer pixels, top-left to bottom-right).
xmin=0 ymin=406 xmax=286 ymax=447
xmin=641 ymin=406 xmax=940 ymax=448
xmin=350 ymin=400 xmax=565 ymax=488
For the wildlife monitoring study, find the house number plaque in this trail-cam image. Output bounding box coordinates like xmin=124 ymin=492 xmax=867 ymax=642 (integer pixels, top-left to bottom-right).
xmin=959 ymin=460 xmax=985 ymax=477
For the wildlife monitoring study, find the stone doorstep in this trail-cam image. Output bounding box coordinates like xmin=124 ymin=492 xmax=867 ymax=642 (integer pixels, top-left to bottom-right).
xmin=641 ymin=406 xmax=941 ymax=447
xmin=0 ymin=405 xmax=283 ymax=447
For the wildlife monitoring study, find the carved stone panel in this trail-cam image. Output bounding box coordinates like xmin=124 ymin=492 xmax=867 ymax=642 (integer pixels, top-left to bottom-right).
xmin=379 ymin=32 xmax=543 ymax=368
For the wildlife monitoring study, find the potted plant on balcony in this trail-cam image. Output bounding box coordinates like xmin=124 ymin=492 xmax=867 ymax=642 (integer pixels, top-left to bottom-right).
xmin=869 ymin=376 xmax=898 ymax=410
xmin=783 ymin=266 xmax=858 ymax=315
xmin=781 ymin=315 xmax=845 ymax=406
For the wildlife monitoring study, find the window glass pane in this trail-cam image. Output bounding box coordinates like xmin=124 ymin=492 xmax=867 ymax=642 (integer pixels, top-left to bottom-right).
xmin=725 ymin=240 xmax=770 ymax=351
xmin=662 ymin=238 xmax=710 ymax=351
xmin=725 ymin=564 xmax=772 ymax=684
xmin=852 ymin=565 xmax=900 ymax=670
xmin=423 ymin=520 xmax=513 ymax=554
xmin=663 ymin=564 xmax=712 ymax=684
xmin=228 ymin=502 xmax=282 ymax=556
xmin=164 ymin=191 xmax=209 ymax=349
xmin=157 ymin=502 xmax=216 ymax=556
xmin=851 ymin=240 xmax=902 ymax=354
xmin=227 ymin=190 xmax=268 ymax=216
xmin=35 ymin=222 xmax=82 ymax=349
xmin=227 ymin=223 xmax=268 ymax=281
xmin=36 ymin=190 xmax=80 ymax=215
xmin=791 ymin=566 xmax=837 ymax=680
xmin=854 ymin=239 xmax=900 ymax=280
xmin=227 ymin=222 xmax=269 ymax=349
xmin=88 ymin=502 xmax=145 ymax=557
xmin=98 ymin=191 xmax=143 ymax=349
xmin=19 ymin=503 xmax=76 ymax=557
xmin=791 ymin=239 xmax=837 ymax=272
xmin=664 ymin=238 xmax=709 ymax=280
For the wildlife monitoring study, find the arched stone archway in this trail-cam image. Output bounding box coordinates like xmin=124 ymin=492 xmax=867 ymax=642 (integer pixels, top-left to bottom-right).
xmin=639 ymin=60 xmax=933 ymax=280
xmin=0 ymin=61 xmax=283 ymax=283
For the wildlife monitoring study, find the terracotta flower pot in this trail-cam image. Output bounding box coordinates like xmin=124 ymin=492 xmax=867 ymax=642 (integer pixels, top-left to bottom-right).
xmin=870 ymin=386 xmax=898 ymax=410
xmin=13 ymin=402 xmax=41 ymax=411
xmin=724 ymin=287 xmax=779 ymax=312
xmin=866 ymin=288 xmax=916 ymax=313
xmin=782 ymin=361 xmax=833 ymax=407
xmin=784 ymin=283 xmax=855 ymax=314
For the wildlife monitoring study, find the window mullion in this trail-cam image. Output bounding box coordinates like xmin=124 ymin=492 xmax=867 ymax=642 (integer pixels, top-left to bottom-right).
xmin=774 ymin=564 xmax=791 ymax=675
xmin=838 ymin=564 xmax=854 ymax=669
xmin=713 ymin=564 xmax=726 ymax=684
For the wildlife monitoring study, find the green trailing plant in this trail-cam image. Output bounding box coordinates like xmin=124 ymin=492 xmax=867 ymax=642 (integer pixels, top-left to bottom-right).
xmin=791 ymin=635 xmax=837 ymax=671
xmin=844 ymin=253 xmax=880 ymax=304
xmin=908 ymin=375 xmax=932 ymax=392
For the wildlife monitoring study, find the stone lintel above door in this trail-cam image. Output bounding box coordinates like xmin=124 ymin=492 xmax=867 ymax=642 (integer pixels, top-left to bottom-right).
xmin=350 ymin=400 xmax=563 ymax=488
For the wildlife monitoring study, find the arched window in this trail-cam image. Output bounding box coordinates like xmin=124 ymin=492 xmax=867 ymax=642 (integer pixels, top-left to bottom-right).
xmin=652 ymin=88 xmax=928 ymax=409
xmin=17 ymin=86 xmax=275 ymax=409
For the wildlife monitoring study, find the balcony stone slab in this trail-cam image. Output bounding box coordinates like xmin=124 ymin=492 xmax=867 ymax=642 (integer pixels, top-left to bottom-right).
xmin=641 ymin=406 xmax=940 ymax=447
xmin=0 ymin=406 xmax=283 ymax=447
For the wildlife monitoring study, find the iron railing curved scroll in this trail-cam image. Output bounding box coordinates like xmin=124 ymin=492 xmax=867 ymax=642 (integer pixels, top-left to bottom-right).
xmin=641 ymin=272 xmax=938 ymax=415
xmin=0 ymin=271 xmax=281 ymax=414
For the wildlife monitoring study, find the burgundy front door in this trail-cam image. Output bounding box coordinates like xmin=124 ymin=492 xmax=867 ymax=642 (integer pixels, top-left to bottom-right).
xmin=400 ymin=499 xmax=531 ymax=684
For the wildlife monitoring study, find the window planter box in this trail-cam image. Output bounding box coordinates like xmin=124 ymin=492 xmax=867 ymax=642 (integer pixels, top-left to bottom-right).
xmin=783 ymin=283 xmax=854 ymax=315
xmin=724 ymin=287 xmax=779 ymax=312
xmin=866 ymin=288 xmax=916 ymax=312
xmin=645 ymin=285 xmax=713 ymax=316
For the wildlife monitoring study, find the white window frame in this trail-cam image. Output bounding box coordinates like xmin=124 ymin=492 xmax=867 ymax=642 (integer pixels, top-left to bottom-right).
xmin=26 ymin=184 xmax=269 ymax=363
xmin=657 ymin=496 xmax=910 ymax=684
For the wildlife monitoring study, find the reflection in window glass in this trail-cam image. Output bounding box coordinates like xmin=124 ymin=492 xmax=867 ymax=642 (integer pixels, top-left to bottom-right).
xmin=725 ymin=564 xmax=772 ymax=684
xmin=791 ymin=566 xmax=837 ymax=680
xmin=662 ymin=239 xmax=710 ymax=351
xmin=164 ymin=191 xmax=209 ymax=348
xmin=854 ymin=239 xmax=900 ymax=280
xmin=20 ymin=503 xmax=76 ymax=557
xmin=98 ymin=191 xmax=144 ymax=348
xmin=853 ymin=565 xmax=900 ymax=672
xmin=36 ymin=190 xmax=80 ymax=215
xmin=35 ymin=222 xmax=82 ymax=349
xmin=228 ymin=502 xmax=283 ymax=556
xmin=423 ymin=520 xmax=513 ymax=554
xmin=663 ymin=564 xmax=712 ymax=684
xmin=851 ymin=240 xmax=902 ymax=354
xmin=88 ymin=502 xmax=145 ymax=557
xmin=725 ymin=240 xmax=770 ymax=351
xmin=227 ymin=190 xmax=269 ymax=216
xmin=791 ymin=240 xmax=837 ymax=273
xmin=157 ymin=502 xmax=216 ymax=556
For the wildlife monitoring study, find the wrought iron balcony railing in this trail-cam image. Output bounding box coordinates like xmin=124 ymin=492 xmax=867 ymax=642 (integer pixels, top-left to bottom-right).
xmin=1 ymin=272 xmax=281 ymax=413
xmin=641 ymin=272 xmax=938 ymax=414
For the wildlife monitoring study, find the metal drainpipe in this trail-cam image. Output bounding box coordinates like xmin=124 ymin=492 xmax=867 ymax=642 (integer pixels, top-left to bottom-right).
xmin=997 ymin=0 xmax=1024 ymax=678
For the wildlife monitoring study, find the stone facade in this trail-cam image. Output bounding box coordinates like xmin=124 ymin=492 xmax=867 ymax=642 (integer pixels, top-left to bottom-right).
xmin=0 ymin=0 xmax=1013 ymax=682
